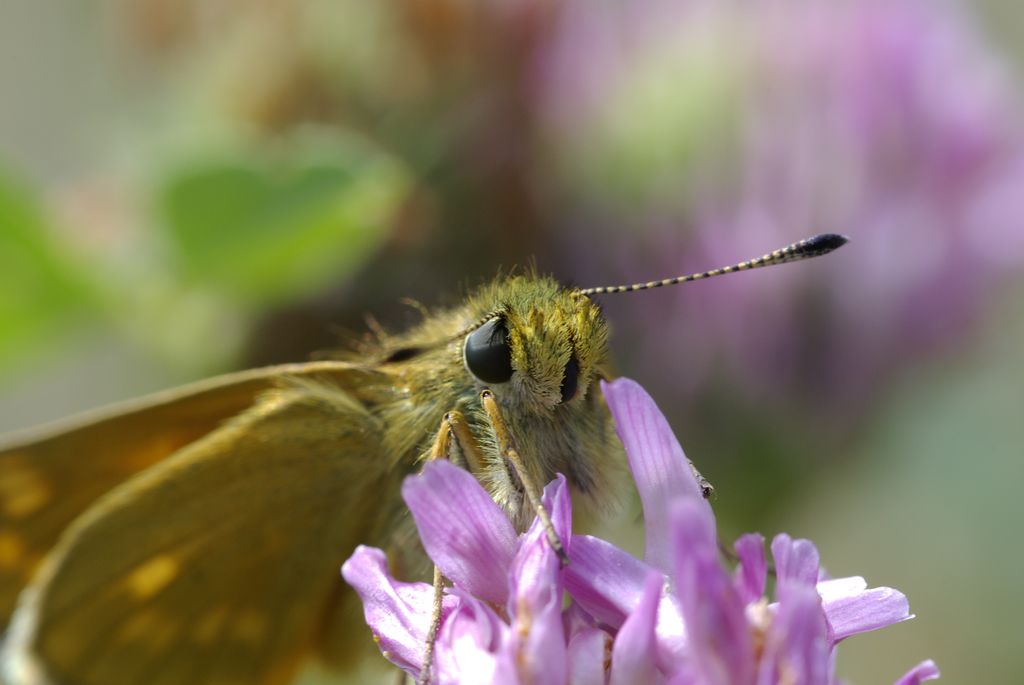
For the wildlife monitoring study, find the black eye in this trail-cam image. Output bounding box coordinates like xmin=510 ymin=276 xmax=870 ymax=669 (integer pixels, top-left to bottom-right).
xmin=560 ymin=353 xmax=579 ymax=403
xmin=464 ymin=318 xmax=513 ymax=384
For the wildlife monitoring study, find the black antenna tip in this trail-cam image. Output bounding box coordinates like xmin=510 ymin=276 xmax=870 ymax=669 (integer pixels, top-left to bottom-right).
xmin=804 ymin=233 xmax=849 ymax=255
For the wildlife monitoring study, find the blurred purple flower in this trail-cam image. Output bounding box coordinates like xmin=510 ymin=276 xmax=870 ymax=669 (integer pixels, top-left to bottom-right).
xmin=342 ymin=378 xmax=938 ymax=683
xmin=537 ymin=0 xmax=1024 ymax=418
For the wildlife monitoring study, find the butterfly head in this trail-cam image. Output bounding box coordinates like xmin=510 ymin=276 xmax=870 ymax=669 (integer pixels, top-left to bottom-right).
xmin=462 ymin=276 xmax=609 ymax=414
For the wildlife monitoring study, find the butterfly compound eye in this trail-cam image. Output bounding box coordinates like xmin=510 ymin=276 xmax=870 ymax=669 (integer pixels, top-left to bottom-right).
xmin=464 ymin=318 xmax=514 ymax=384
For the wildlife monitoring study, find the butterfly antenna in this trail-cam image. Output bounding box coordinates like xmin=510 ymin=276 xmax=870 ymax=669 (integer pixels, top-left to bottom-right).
xmin=577 ymin=233 xmax=849 ymax=296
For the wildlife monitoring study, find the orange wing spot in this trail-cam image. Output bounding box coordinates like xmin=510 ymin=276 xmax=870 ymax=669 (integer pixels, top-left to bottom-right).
xmin=0 ymin=530 xmax=24 ymax=569
xmin=194 ymin=606 xmax=229 ymax=645
xmin=121 ymin=433 xmax=190 ymax=473
xmin=0 ymin=455 xmax=52 ymax=518
xmin=116 ymin=609 xmax=176 ymax=647
xmin=233 ymin=609 xmax=269 ymax=645
xmin=124 ymin=555 xmax=179 ymax=599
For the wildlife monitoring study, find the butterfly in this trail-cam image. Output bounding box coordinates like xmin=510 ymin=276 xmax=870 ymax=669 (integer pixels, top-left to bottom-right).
xmin=0 ymin=234 xmax=846 ymax=684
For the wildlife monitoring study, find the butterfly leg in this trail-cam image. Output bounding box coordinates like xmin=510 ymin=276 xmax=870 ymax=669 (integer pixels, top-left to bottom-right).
xmin=689 ymin=459 xmax=714 ymax=499
xmin=416 ymin=565 xmax=445 ymax=685
xmin=428 ymin=410 xmax=484 ymax=475
xmin=479 ymin=390 xmax=569 ymax=565
xmin=417 ymin=410 xmax=484 ymax=684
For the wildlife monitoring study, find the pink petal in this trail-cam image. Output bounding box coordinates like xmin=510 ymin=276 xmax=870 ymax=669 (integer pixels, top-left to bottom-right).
xmin=602 ymin=378 xmax=711 ymax=572
xmin=568 ymin=628 xmax=611 ymax=685
xmin=610 ymin=572 xmax=663 ymax=685
xmin=434 ymin=592 xmax=517 ymax=685
xmin=756 ymin=584 xmax=829 ymax=685
xmin=771 ymin=534 xmax=821 ymax=589
xmin=733 ymin=533 xmax=767 ymax=604
xmin=670 ymin=498 xmax=717 ymax=566
xmin=892 ymin=659 xmax=941 ymax=685
xmin=543 ymin=474 xmax=573 ymax=543
xmin=816 ymin=576 xmax=867 ymax=603
xmin=402 ymin=460 xmax=518 ymax=605
xmin=564 ymin=535 xmax=652 ymax=630
xmin=564 ymin=602 xmax=599 ymax=638
xmin=823 ymin=585 xmax=912 ymax=642
xmin=511 ymin=476 xmax=568 ymax=611
xmin=672 ymin=499 xmax=754 ymax=685
xmin=563 ymin=535 xmax=687 ymax=670
xmin=507 ymin=476 xmax=570 ymax=685
xmin=341 ymin=545 xmax=455 ymax=675
xmin=666 ymin=667 xmax=700 ymax=685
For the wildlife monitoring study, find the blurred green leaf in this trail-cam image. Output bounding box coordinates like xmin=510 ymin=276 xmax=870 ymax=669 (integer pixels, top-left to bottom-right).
xmin=158 ymin=136 xmax=408 ymax=306
xmin=0 ymin=171 xmax=93 ymax=371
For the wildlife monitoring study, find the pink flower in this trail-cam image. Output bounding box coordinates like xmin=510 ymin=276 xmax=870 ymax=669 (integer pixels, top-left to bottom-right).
xmin=342 ymin=379 xmax=938 ymax=683
xmin=538 ymin=0 xmax=1024 ymax=419
xmin=343 ymin=466 xmax=572 ymax=684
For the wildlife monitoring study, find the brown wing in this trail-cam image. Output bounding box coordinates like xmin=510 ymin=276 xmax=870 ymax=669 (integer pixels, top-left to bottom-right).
xmin=1 ymin=372 xmax=402 ymax=685
xmin=0 ymin=361 xmax=380 ymax=629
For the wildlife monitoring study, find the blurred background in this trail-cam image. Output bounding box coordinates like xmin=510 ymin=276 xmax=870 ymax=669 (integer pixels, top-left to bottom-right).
xmin=1 ymin=0 xmax=1022 ymax=681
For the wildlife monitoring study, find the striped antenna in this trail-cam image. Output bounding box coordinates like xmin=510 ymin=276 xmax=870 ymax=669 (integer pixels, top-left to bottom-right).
xmin=577 ymin=233 xmax=849 ymax=296
xmin=449 ymin=309 xmax=503 ymax=342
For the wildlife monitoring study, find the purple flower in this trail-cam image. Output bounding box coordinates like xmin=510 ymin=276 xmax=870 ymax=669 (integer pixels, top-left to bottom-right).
xmin=343 ymin=463 xmax=573 ymax=684
xmin=342 ymin=378 xmax=938 ymax=683
xmin=538 ymin=0 xmax=1024 ymax=420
